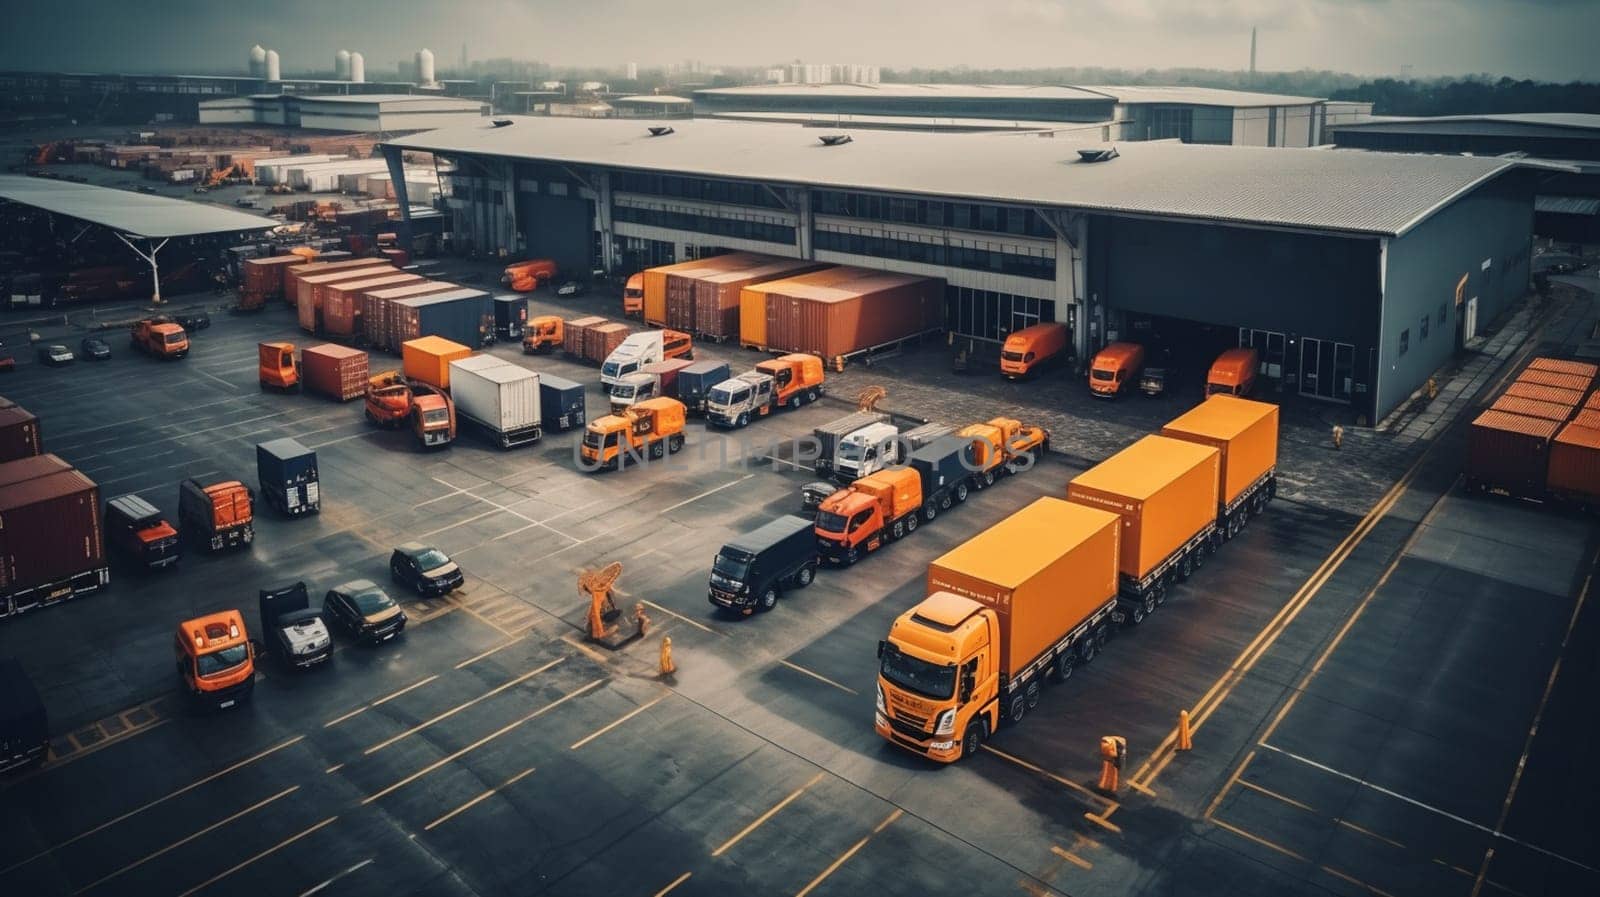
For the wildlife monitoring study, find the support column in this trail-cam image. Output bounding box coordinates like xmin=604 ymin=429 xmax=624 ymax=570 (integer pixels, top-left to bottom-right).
xmin=794 ymin=188 xmax=813 ymax=260
xmin=594 ymin=170 xmax=617 ymax=273
xmin=381 ymin=144 xmax=412 ymax=250
xmin=114 ymin=233 xmax=169 ymax=304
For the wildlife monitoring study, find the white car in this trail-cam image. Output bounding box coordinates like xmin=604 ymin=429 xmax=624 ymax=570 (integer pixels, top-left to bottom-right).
xmin=37 ymin=344 xmax=75 ymax=366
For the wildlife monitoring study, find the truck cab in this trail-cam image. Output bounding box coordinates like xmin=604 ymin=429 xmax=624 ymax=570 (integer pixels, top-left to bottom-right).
xmin=580 ymin=397 xmax=687 ymax=470
xmin=958 ymin=418 xmax=1050 ymax=486
xmin=502 ymin=258 xmax=557 ymax=292
xmin=623 ymin=273 xmax=645 ymax=317
xmin=814 ymin=467 xmax=922 ymax=565
xmin=131 ymin=318 xmax=189 ymax=359
xmin=177 ymin=478 xmax=254 ymax=552
xmin=522 ymin=316 xmax=563 ymax=354
xmin=999 ymin=322 xmax=1069 ymax=379
xmin=257 ymin=341 xmax=298 ymax=391
xmin=1089 ymin=342 xmax=1145 ymax=399
xmin=608 ymin=371 xmax=659 ymax=413
xmin=1207 ymin=347 xmax=1259 ymax=397
xmin=835 ymin=422 xmax=902 ymax=481
xmin=602 ymin=331 xmax=666 ymax=387
xmin=706 ymin=372 xmax=774 ymax=428
xmin=105 ymin=493 xmax=180 ymax=571
xmin=174 ymin=610 xmax=255 ymax=710
xmin=410 ymin=384 xmax=456 ymax=448
xmin=877 ymin=592 xmax=995 ymax=762
xmin=755 ymin=354 xmax=824 ymax=409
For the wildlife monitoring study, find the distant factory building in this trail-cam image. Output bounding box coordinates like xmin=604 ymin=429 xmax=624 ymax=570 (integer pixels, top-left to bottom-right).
xmin=384 ymin=116 xmax=1545 ymax=421
xmin=199 ymin=94 xmax=489 ymax=132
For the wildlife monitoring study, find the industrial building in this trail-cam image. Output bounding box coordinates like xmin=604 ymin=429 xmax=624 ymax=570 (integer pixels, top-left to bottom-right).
xmin=1330 ymin=113 xmax=1600 ymax=242
xmin=383 ymin=115 xmax=1543 ymax=422
xmin=198 ymin=94 xmax=488 ymax=132
xmin=693 ymin=83 xmax=1373 ymax=147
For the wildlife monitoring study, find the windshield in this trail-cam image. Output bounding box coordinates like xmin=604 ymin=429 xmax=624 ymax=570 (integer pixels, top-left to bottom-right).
xmin=613 ymin=385 xmax=636 ymax=399
xmin=1091 ymin=368 xmax=1114 ymax=381
xmin=582 ymin=430 xmax=602 ymax=449
xmin=880 ymin=645 xmax=956 ymax=699
xmin=816 ymin=510 xmax=849 ymax=532
xmin=1207 ymin=382 xmax=1234 ymax=395
xmin=196 ymin=644 xmax=249 ymax=678
xmin=708 ymin=387 xmax=736 ymax=405
xmin=352 ymin=588 xmax=395 ymax=615
xmin=416 ymin=549 xmax=450 ymax=569
xmin=839 ymin=441 xmax=862 ymax=461
xmin=625 ymin=287 xmax=643 ymax=298
xmin=1001 ymin=351 xmax=1024 ymax=362
xmin=422 ymin=409 xmax=449 ymax=425
xmin=712 ymin=554 xmax=749 ymax=581
xmin=602 ymin=361 xmax=621 ymax=378
xmin=166 ymin=333 xmax=186 ymax=344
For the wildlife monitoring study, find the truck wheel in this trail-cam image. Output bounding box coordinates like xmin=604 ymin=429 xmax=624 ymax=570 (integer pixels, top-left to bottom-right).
xmin=961 ymin=723 xmax=984 ymax=758
xmin=1025 ymin=681 xmax=1041 ymax=709
xmin=789 ymin=394 xmax=802 ymax=409
xmin=1180 ymin=555 xmax=1194 ymax=580
xmin=1079 ymin=635 xmax=1098 ymax=664
xmin=806 ymin=388 xmax=819 ymax=403
xmin=940 ymin=494 xmax=952 ymax=511
xmin=1129 ymin=601 xmax=1146 ymax=625
xmin=1050 ymin=651 xmax=1075 ymax=682
xmin=905 ymin=514 xmax=918 ymax=533
xmin=758 ymin=587 xmax=778 ymax=612
xmin=649 ymin=441 xmax=665 ymax=459
xmin=955 ymin=483 xmax=969 ymax=502
xmin=736 ymin=412 xmax=749 ymax=428
xmin=1194 ymin=544 xmax=1209 ymax=569
xmin=1007 ymin=693 xmax=1027 ymax=724
xmin=795 ymin=564 xmax=815 ymax=587
xmin=923 ymin=502 xmax=938 ymax=523
xmin=1144 ymin=591 xmax=1159 ymax=615
xmin=891 ymin=519 xmax=906 ymax=539
xmin=668 ymin=434 xmax=684 ymax=452
xmin=982 ymin=470 xmax=996 ymax=488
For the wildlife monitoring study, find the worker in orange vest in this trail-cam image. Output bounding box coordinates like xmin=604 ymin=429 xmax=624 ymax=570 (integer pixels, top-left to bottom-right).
xmin=1098 ymin=735 xmax=1126 ymax=793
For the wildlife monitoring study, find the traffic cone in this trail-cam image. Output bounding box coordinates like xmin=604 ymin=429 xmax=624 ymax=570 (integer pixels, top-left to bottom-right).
xmin=1177 ymin=710 xmax=1193 ymax=752
xmin=659 ymin=636 xmax=676 ymax=676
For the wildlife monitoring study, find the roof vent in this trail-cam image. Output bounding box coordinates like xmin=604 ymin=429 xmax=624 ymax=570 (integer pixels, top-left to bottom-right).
xmin=490 ymin=119 xmax=513 ymax=128
xmin=818 ymin=134 xmax=853 ymax=147
xmin=647 ymin=126 xmax=675 ymax=137
xmin=1076 ymin=147 xmax=1119 ymax=163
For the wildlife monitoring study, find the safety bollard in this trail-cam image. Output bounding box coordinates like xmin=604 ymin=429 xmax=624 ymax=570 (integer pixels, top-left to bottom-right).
xmin=659 ymin=635 xmax=676 ymax=676
xmin=1097 ymin=735 xmax=1126 ymax=794
xmin=1177 ymin=710 xmax=1193 ymax=751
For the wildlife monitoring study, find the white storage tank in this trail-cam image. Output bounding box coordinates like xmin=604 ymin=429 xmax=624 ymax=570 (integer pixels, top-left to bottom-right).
xmin=335 ymin=49 xmax=350 ymax=80
xmin=416 ymin=48 xmax=435 ymax=85
xmin=249 ymin=45 xmax=267 ymax=78
xmin=265 ymin=49 xmax=280 ymax=81
xmin=349 ymin=52 xmax=365 ymax=83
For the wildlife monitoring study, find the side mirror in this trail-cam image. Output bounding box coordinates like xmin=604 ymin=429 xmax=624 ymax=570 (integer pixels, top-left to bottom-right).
xmin=875 ymin=640 xmax=886 ymax=659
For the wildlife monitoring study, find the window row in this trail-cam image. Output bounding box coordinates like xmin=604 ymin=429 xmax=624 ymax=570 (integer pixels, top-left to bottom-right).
xmin=815 ymin=230 xmax=1056 ymax=280
xmin=812 ymin=190 xmax=1056 ymax=239
xmin=614 ymin=205 xmax=796 ymax=245
xmin=613 ymin=173 xmax=788 ymax=210
xmin=945 ymin=287 xmax=1056 ymax=342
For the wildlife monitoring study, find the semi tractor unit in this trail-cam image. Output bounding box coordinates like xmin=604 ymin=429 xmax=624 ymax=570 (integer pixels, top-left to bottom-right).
xmin=600 ymin=330 xmax=693 ymax=387
xmin=178 ymin=477 xmax=254 ymax=552
xmin=130 ymin=318 xmax=188 ymax=359
xmin=580 ymin=397 xmax=686 ymax=471
xmin=522 ymin=316 xmax=563 ymax=353
xmin=877 ymin=497 xmax=1120 ymax=762
xmin=813 ymin=411 xmax=889 ymax=478
xmin=835 ymin=421 xmax=954 ymax=482
xmin=365 ymin=371 xmax=457 ymax=448
xmin=105 ymin=493 xmax=180 ymax=571
xmin=706 ymin=354 xmax=825 ymax=428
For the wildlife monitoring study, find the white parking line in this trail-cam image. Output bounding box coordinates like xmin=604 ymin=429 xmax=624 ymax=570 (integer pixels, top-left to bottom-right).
xmin=297 ymin=859 xmax=373 ymax=897
xmin=659 ymin=475 xmax=755 ymax=513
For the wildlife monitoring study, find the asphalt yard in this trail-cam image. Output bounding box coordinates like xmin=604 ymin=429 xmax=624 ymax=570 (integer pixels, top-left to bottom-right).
xmin=1 ymin=287 xmax=1595 ymax=897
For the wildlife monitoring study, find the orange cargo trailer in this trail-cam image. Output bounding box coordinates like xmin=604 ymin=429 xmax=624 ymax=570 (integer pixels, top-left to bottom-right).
xmin=1489 ymin=394 xmax=1576 ymax=423
xmin=322 ymin=273 xmax=423 ymax=338
xmin=1465 ymin=409 xmax=1559 ymax=497
xmin=1160 ymin=396 xmax=1279 ymax=536
xmin=1504 ymin=381 xmax=1585 ymax=407
xmin=401 ymin=337 xmax=472 ymax=391
xmin=1527 ymin=357 xmax=1599 ymax=381
xmin=1067 ymin=435 xmax=1219 ymax=619
xmin=1548 ymin=410 xmax=1600 ymax=503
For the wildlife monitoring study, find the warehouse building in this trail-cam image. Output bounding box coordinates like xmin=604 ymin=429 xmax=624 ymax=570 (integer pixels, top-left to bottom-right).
xmin=693 ymin=83 xmax=1370 ymax=147
xmin=198 ymin=94 xmax=489 ymax=132
xmin=1330 ymin=113 xmax=1600 ymax=242
xmin=384 ymin=116 xmax=1544 ymax=422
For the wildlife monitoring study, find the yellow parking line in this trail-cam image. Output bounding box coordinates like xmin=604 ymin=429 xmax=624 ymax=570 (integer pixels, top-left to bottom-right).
xmin=363 ymin=658 xmax=564 ymax=755
xmin=712 ymin=771 xmax=826 ymax=857
xmin=176 ymin=816 xmax=339 ymax=897
xmin=794 ymin=808 xmax=902 ymax=897
xmin=1050 ymin=846 xmax=1092 ymax=870
xmin=323 ymin=675 xmax=440 ymax=728
xmin=642 ymin=600 xmax=723 ymax=636
xmin=778 ymin=660 xmax=858 ymax=695
xmin=1237 ymin=778 xmax=1317 ymax=813
xmin=455 ymin=635 xmax=527 ymax=669
xmin=423 ymin=767 xmax=536 ymax=831
xmin=570 ymin=696 xmax=666 ymax=750
xmin=982 ymin=745 xmax=1113 ymax=808
xmin=653 ymin=872 xmax=692 ymax=897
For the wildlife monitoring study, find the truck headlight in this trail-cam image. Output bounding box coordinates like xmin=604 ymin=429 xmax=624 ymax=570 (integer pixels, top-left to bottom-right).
xmin=934 ymin=709 xmax=956 ymax=736
xmin=876 ymin=682 xmax=886 ymax=714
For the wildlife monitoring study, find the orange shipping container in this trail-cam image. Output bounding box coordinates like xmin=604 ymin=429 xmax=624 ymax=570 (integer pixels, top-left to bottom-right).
xmin=691 ymin=257 xmax=827 ymax=340
xmin=762 ymin=270 xmax=945 ymax=359
xmin=586 ymin=322 xmax=629 ymax=364
xmin=1548 ymin=415 xmax=1600 ymax=501
xmin=401 ymin=337 xmax=472 ymax=390
xmin=1159 ymin=396 xmax=1279 ymax=510
xmin=296 ymin=263 xmax=392 ymax=332
xmin=1066 ymin=435 xmax=1219 ymax=583
xmin=1489 ymin=395 xmax=1575 ymax=423
xmin=361 ymin=280 xmax=460 ymax=349
xmin=300 ymin=344 xmax=369 ymax=401
xmin=1516 ymin=368 xmax=1590 ymax=393
xmin=564 ymin=316 xmax=606 ymax=357
xmin=1504 ymin=382 xmax=1584 ymax=406
xmin=323 ymin=273 xmax=423 ymax=338
xmin=242 ymin=255 xmax=309 ymax=302
xmin=639 ymin=257 xmax=754 ymax=326
xmin=1527 ymin=357 xmax=1599 ymax=381
xmin=740 ymin=266 xmax=860 ymax=349
xmin=0 ymin=404 xmax=43 ymax=463
xmin=927 ymin=497 xmax=1120 ymax=679
xmin=1466 ymin=409 xmax=1558 ymax=496
xmin=285 ymin=258 xmax=388 ymax=308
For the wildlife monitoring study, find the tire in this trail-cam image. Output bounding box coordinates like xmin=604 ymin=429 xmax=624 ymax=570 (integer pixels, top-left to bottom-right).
xmin=757 ymin=587 xmax=778 ymax=612
xmin=905 ymin=514 xmax=918 ymax=533
xmin=891 ymin=519 xmax=906 ymax=539
xmin=1130 ymin=601 xmax=1146 ymax=625
xmin=807 ymin=388 xmax=819 ymax=403
xmin=1180 ymin=555 xmax=1194 ymax=581
xmin=649 ymin=441 xmax=665 ymax=460
xmin=961 ymin=723 xmax=984 ymax=759
xmin=1007 ymin=693 xmax=1027 ymax=724
xmin=923 ymin=502 xmax=938 ymax=523
xmin=1079 ymin=635 xmax=1098 ymax=664
xmin=668 ymin=434 xmax=684 ymax=453
xmin=794 ymin=565 xmax=815 ymax=587
xmin=955 ymin=482 xmax=969 ymax=502
xmin=983 ymin=470 xmax=996 ymax=487
xmin=1145 ymin=591 xmax=1159 ymax=615
xmin=939 ymin=493 xmax=952 ymax=511
xmin=1194 ymin=543 xmax=1209 ymax=569
xmin=1025 ymin=680 xmax=1041 ymax=709
xmin=1051 ymin=651 xmax=1075 ymax=682
xmin=736 ymin=412 xmax=749 ymax=428
xmin=789 ymin=395 xmax=801 ymax=410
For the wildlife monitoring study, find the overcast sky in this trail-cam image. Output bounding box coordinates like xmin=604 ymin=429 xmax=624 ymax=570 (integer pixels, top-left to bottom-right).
xmin=6 ymin=0 xmax=1597 ymax=81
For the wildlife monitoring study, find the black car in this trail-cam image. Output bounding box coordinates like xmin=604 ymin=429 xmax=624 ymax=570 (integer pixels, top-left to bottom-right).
xmin=174 ymin=310 xmax=211 ymax=331
xmin=555 ymin=280 xmax=587 ymax=297
xmin=708 ymin=515 xmax=819 ymax=615
xmin=800 ymin=481 xmax=839 ymax=514
xmin=323 ymin=579 xmax=407 ymax=644
xmin=36 ymin=344 xmax=74 ymax=366
xmin=79 ymin=337 xmax=111 ymax=361
xmin=390 ymin=542 xmax=464 ymax=596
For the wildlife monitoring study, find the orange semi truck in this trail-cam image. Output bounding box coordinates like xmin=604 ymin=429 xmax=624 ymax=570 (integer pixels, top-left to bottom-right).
xmin=999 ymin=322 xmax=1069 ymax=379
xmin=258 ymin=341 xmax=299 ymax=391
xmin=174 ymin=610 xmax=255 ymax=710
xmin=130 ymin=318 xmax=189 ymax=359
xmin=365 ymin=371 xmax=457 ymax=448
xmin=877 ymin=497 xmax=1121 ymax=761
xmin=522 ymin=315 xmax=563 ymax=353
xmin=623 ymin=273 xmax=644 ymax=317
xmin=580 ymin=397 xmax=686 ymax=470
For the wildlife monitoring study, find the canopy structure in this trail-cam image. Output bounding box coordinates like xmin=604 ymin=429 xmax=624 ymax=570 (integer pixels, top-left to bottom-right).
xmin=0 ymin=174 xmax=277 ymax=303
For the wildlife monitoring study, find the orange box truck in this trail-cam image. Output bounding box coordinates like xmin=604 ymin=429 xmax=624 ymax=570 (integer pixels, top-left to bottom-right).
xmin=1066 ymin=435 xmax=1219 ymax=622
xmin=999 ymin=322 xmax=1069 ymax=379
xmin=1160 ymin=395 xmax=1279 ymax=539
xmin=877 ymin=497 xmax=1120 ymax=762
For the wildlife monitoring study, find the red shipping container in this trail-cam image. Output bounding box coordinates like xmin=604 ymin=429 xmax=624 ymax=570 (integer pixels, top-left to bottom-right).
xmin=0 ymin=468 xmax=105 ymax=606
xmin=1504 ymin=382 xmax=1584 ymax=406
xmin=1516 ymin=369 xmax=1590 ymax=393
xmin=301 ymin=344 xmax=370 ymax=401
xmin=642 ymin=358 xmax=695 ymax=398
xmin=323 ymin=273 xmax=423 ymax=339
xmin=359 ymin=280 xmax=459 ymax=349
xmin=586 ymin=322 xmax=629 ymax=363
xmin=1466 ymin=409 xmax=1558 ymax=496
xmin=1549 ymin=415 xmax=1600 ymax=501
xmin=297 ymin=263 xmax=393 ymax=333
xmin=1528 ymin=357 xmax=1599 ymax=381
xmin=285 ymin=258 xmax=377 ymax=307
xmin=242 ymin=255 xmax=307 ymax=303
xmin=1489 ymin=395 xmax=1575 ymax=423
xmin=0 ymin=453 xmax=72 ymax=489
xmin=565 ymin=316 xmax=606 ymax=357
xmin=691 ymin=258 xmax=826 ymax=340
xmin=762 ymin=270 xmax=945 ymax=359
xmin=0 ymin=404 xmax=42 ymax=463
xmin=381 ymin=247 xmax=410 ymax=267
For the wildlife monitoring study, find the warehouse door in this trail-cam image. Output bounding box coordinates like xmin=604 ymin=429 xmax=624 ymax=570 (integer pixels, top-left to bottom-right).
xmin=1299 ymin=338 xmax=1354 ymax=403
xmin=1238 ymin=328 xmax=1285 ymax=380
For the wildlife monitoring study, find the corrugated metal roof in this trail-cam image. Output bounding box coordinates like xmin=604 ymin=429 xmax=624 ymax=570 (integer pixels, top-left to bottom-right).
xmin=386 ymin=116 xmax=1542 ymax=237
xmin=1332 ymin=113 xmax=1600 ymax=135
xmin=1536 ymin=195 xmax=1600 ymax=216
xmin=0 ymin=175 xmax=276 ymax=238
xmin=696 ymin=83 xmax=1113 ymax=102
xmin=1080 ymin=85 xmax=1325 ymax=107
xmin=708 ymin=111 xmax=1109 ymax=134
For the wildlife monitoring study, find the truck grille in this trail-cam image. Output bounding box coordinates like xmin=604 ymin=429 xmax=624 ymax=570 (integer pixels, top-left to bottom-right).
xmin=889 ymin=711 xmax=929 ymax=739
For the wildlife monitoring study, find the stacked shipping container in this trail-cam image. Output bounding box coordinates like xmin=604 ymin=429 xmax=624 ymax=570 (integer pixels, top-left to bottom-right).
xmin=564 ymin=316 xmax=607 ymax=358
xmin=0 ymin=453 xmax=107 ymax=618
xmin=0 ymin=398 xmax=43 ymax=463
xmin=741 ymin=267 xmax=946 ymax=359
xmin=320 ymin=273 xmax=423 ymax=338
xmin=1466 ymin=356 xmax=1600 ymax=502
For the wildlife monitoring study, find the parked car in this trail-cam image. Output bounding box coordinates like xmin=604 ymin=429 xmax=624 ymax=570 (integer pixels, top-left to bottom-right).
xmin=258 ymin=582 xmax=332 ymax=670
xmin=323 ymin=579 xmax=407 ymax=644
xmin=79 ymin=337 xmax=111 ymax=360
xmin=36 ymin=344 xmax=74 ymax=366
xmin=556 ymin=281 xmax=587 ymax=297
xmin=174 ymin=310 xmax=211 ymax=331
xmin=800 ymin=481 xmax=840 ymax=513
xmin=389 ymin=542 xmax=464 ymax=596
